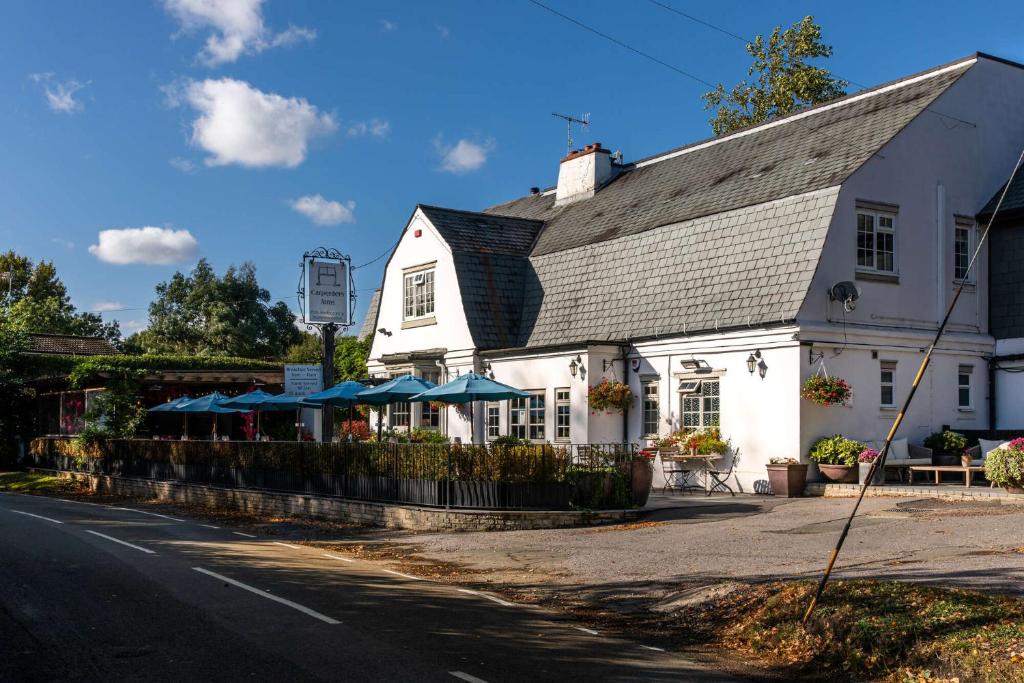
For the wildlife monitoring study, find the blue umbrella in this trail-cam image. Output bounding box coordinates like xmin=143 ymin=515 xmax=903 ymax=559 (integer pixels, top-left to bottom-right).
xmin=410 ymin=372 xmax=529 ymax=443
xmin=220 ymin=390 xmax=277 ymax=440
xmin=148 ymin=395 xmax=192 ymax=412
xmin=172 ymin=392 xmax=248 ymax=440
xmin=305 ymin=381 xmax=369 ymax=441
xmin=357 ymin=375 xmax=438 ymax=439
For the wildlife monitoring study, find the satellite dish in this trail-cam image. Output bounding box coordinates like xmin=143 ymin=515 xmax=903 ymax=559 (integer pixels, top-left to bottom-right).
xmin=829 ymin=281 xmax=861 ymax=312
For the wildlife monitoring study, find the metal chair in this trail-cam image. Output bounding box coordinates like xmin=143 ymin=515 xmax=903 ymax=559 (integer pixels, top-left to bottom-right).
xmin=705 ymin=450 xmax=737 ymax=496
xmin=659 ymin=450 xmax=696 ymax=494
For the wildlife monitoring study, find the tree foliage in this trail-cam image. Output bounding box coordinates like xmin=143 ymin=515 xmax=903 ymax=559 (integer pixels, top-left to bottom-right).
xmin=127 ymin=258 xmax=300 ymax=359
xmin=702 ymin=16 xmax=847 ymax=136
xmin=0 ymin=318 xmax=32 ymax=463
xmin=0 ymin=250 xmax=120 ymax=344
xmin=284 ymin=332 xmax=371 ymax=382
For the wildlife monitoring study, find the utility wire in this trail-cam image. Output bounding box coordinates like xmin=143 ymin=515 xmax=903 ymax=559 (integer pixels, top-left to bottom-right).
xmin=802 ymin=144 xmax=1024 ymax=623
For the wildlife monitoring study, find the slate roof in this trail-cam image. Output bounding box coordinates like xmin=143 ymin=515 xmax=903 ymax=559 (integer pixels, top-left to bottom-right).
xmin=26 ymin=333 xmax=118 ymax=356
xmin=359 ymin=289 xmax=381 ymax=340
xmin=979 ymin=166 xmax=1024 ymax=219
xmin=386 ymin=57 xmax=979 ymax=350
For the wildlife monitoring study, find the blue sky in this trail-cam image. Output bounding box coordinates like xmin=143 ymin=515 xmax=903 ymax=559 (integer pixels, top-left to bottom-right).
xmin=2 ymin=0 xmax=1023 ymax=337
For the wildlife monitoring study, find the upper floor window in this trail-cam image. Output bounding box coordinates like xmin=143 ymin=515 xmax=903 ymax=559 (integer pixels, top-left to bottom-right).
xmin=403 ymin=268 xmax=435 ymax=320
xmin=880 ymin=361 xmax=896 ymax=408
xmin=857 ymin=209 xmax=897 ymax=274
xmin=954 ymin=221 xmax=974 ymax=283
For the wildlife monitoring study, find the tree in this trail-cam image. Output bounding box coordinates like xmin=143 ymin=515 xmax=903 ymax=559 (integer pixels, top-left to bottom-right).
xmin=0 ymin=318 xmax=32 ymax=464
xmin=283 ymin=332 xmax=371 ymax=381
xmin=0 ymin=251 xmax=121 ymax=344
xmin=129 ymin=258 xmax=301 ymax=359
xmin=702 ymin=16 xmax=847 ymax=137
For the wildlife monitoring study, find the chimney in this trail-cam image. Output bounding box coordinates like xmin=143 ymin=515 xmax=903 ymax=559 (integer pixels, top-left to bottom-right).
xmin=555 ymin=143 xmax=616 ymax=206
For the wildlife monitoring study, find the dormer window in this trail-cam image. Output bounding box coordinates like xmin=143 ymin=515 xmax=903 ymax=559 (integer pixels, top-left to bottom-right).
xmin=403 ymin=265 xmax=435 ymax=321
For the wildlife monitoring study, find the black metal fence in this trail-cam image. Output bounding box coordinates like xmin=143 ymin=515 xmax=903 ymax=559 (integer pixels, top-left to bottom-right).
xmin=29 ymin=438 xmax=638 ymax=510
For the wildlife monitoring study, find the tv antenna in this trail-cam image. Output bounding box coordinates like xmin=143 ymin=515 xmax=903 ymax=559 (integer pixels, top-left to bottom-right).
xmin=552 ymin=112 xmax=590 ymax=155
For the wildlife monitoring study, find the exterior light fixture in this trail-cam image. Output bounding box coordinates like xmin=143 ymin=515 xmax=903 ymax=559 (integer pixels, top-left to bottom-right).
xmin=746 ymin=353 xmax=757 ymax=375
xmin=680 ymin=358 xmax=710 ymax=371
xmin=377 ymin=327 xmax=392 ymax=337
xmin=569 ymin=354 xmax=583 ymax=378
xmin=569 ymin=359 xmax=577 ymax=377
xmin=746 ymin=350 xmax=763 ymax=376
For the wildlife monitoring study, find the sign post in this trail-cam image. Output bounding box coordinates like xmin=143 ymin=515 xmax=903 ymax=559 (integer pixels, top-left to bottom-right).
xmin=297 ymin=248 xmax=356 ymax=443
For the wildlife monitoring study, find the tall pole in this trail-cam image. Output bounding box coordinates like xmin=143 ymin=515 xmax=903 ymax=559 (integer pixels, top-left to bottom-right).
xmin=321 ymin=323 xmax=337 ymax=442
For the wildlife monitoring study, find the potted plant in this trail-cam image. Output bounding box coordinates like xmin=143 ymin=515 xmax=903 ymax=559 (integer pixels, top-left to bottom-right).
xmin=766 ymin=457 xmax=808 ymax=497
xmin=587 ymin=379 xmax=635 ymax=414
xmin=857 ymin=448 xmax=885 ymax=486
xmin=629 ymin=449 xmax=656 ymax=506
xmin=800 ymin=375 xmax=852 ymax=407
xmin=923 ymin=430 xmax=968 ymax=466
xmin=984 ymin=438 xmax=1024 ymax=494
xmin=809 ymin=435 xmax=865 ymax=483
xmin=684 ymin=428 xmax=729 ymax=456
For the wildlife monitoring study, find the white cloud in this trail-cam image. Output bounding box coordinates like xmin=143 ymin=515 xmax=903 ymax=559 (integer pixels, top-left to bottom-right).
xmin=163 ymin=0 xmax=315 ymax=66
xmin=50 ymin=237 xmax=75 ymax=250
xmin=380 ymin=19 xmax=398 ymax=32
xmin=436 ymin=25 xmax=450 ymax=40
xmin=434 ymin=136 xmax=494 ymax=174
xmin=121 ymin=319 xmax=148 ymax=333
xmin=29 ymin=73 xmax=88 ymax=113
xmin=169 ymin=157 xmax=198 ymax=173
xmin=88 ymin=227 xmax=199 ymax=265
xmin=290 ymin=194 xmax=355 ymax=226
xmin=347 ymin=118 xmax=390 ymax=138
xmin=175 ymin=78 xmax=336 ymax=168
xmin=91 ymin=301 xmax=124 ymax=313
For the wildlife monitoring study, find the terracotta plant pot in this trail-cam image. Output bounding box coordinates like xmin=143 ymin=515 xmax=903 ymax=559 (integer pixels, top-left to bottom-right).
xmin=1005 ymin=485 xmax=1024 ymax=495
xmin=630 ymin=459 xmax=654 ymax=507
xmin=766 ymin=463 xmax=808 ymax=497
xmin=818 ymin=463 xmax=858 ymax=483
xmin=961 ymin=455 xmax=973 ymax=468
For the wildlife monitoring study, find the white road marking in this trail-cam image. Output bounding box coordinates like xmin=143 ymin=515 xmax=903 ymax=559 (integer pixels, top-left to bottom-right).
xmin=639 ymin=645 xmax=665 ymax=652
xmin=199 ymin=524 xmax=220 ymax=529
xmin=9 ymin=509 xmax=64 ymax=524
xmin=273 ymin=541 xmax=302 ymax=550
xmin=232 ymin=531 xmax=257 ymax=538
xmin=192 ymin=567 xmax=340 ymax=625
xmin=57 ymin=498 xmax=104 ymax=507
xmin=382 ymin=569 xmax=421 ymax=581
xmin=84 ymin=530 xmax=156 ymax=554
xmin=573 ymin=626 xmax=599 ymax=635
xmin=450 ymin=672 xmax=489 ymax=683
xmin=111 ymin=507 xmax=184 ymax=522
xmin=323 ymin=553 xmax=355 ymax=563
xmin=456 ymin=588 xmax=514 ymax=607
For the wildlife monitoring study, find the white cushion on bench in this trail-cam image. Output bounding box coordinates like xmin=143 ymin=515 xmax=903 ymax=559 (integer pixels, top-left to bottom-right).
xmin=863 ymin=438 xmax=910 ymax=461
xmin=978 ymin=438 xmax=1009 ymax=462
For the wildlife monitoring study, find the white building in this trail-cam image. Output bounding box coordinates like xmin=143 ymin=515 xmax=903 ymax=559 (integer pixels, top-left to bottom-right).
xmin=361 ymin=54 xmax=1024 ymax=491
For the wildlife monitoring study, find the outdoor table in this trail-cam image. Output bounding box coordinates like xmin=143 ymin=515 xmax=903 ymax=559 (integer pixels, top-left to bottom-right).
xmin=908 ymin=465 xmax=986 ymax=487
xmin=663 ymin=453 xmax=723 ymax=495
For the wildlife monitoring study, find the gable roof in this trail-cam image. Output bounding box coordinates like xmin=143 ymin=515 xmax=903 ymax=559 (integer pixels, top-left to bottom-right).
xmin=26 ymin=333 xmax=119 ymax=356
xmin=979 ymin=167 xmax=1024 ymax=220
xmin=488 ymin=58 xmax=973 ymax=256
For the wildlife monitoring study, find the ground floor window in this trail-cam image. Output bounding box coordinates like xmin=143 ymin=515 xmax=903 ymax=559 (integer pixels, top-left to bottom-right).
xmin=958 ymin=365 xmax=972 ymax=409
xmin=555 ymin=388 xmax=570 ymax=442
xmin=420 ymin=370 xmax=441 ymax=429
xmin=486 ymin=401 xmax=500 ymax=440
xmin=642 ymin=381 xmax=659 ymax=437
xmin=880 ymin=361 xmax=896 ymax=408
xmin=680 ymin=378 xmax=719 ymax=429
xmin=510 ymin=391 xmax=545 ymax=441
xmin=389 ymin=401 xmax=410 ymax=428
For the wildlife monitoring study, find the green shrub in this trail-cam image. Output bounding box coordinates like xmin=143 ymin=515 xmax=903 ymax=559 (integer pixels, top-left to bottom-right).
xmin=923 ymin=430 xmax=968 ymax=454
xmin=408 ymin=428 xmax=449 ymax=444
xmin=808 ymin=435 xmax=865 ymax=466
xmin=984 ymin=438 xmax=1024 ymax=487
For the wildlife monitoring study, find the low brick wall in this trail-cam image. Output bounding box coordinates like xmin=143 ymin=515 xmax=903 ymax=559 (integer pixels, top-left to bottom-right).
xmin=43 ymin=470 xmax=641 ymax=532
xmin=806 ymin=482 xmax=1024 ymax=504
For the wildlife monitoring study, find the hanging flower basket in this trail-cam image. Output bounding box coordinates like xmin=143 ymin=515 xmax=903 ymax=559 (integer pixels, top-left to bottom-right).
xmin=801 ymin=375 xmax=851 ymax=406
xmin=587 ymin=379 xmax=635 ymax=414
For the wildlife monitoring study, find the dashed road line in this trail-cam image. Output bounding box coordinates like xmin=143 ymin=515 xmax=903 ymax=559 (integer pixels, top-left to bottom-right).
xmin=192 ymin=567 xmax=340 ymax=625
xmin=111 ymin=507 xmax=184 ymax=522
xmin=456 ymin=588 xmax=514 ymax=607
xmin=573 ymin=626 xmax=599 ymax=635
xmin=449 ymin=672 xmax=489 ymax=683
xmin=199 ymin=524 xmax=220 ymax=529
xmin=272 ymin=541 xmax=302 ymax=550
xmin=8 ymin=509 xmax=64 ymax=524
xmin=639 ymin=645 xmax=665 ymax=652
xmin=84 ymin=530 xmax=156 ymax=555
xmin=323 ymin=553 xmax=355 ymax=563
xmin=232 ymin=531 xmax=257 ymax=538
xmin=381 ymin=569 xmax=421 ymax=581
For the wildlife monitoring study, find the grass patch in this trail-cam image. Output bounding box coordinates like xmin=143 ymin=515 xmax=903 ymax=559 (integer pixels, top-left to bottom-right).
xmin=0 ymin=471 xmax=85 ymax=495
xmin=700 ymin=580 xmax=1024 ymax=682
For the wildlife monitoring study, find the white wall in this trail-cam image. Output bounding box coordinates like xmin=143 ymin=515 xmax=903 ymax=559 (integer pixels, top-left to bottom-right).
xmin=994 ymin=338 xmax=1024 ymax=429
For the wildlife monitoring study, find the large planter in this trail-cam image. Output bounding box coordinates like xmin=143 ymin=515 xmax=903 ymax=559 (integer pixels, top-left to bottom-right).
xmin=932 ymin=451 xmax=961 ymax=467
xmin=858 ymin=462 xmax=885 ymax=486
xmin=1004 ymin=484 xmax=1024 ymax=495
xmin=818 ymin=463 xmax=857 ymax=483
xmin=766 ymin=464 xmax=808 ymax=497
xmin=628 ymin=459 xmax=654 ymax=507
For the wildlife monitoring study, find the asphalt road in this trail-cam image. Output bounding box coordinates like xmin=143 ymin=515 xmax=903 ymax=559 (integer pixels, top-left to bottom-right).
xmin=0 ymin=492 xmax=745 ymax=683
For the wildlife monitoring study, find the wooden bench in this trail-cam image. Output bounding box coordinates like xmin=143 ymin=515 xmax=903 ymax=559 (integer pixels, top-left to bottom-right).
xmin=908 ymin=465 xmax=987 ymax=487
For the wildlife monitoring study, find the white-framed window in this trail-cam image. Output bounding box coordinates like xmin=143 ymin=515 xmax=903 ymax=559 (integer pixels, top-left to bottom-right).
xmin=857 ymin=209 xmax=897 ymax=274
xmin=419 ymin=370 xmax=441 ymax=429
xmin=389 ymin=401 xmax=410 ymax=428
xmin=510 ymin=391 xmax=545 ymax=441
xmin=680 ymin=378 xmax=719 ymax=429
xmin=402 ymin=268 xmax=435 ymax=320
xmin=642 ymin=381 xmax=659 ymax=437
xmin=879 ymin=361 xmax=896 ymax=408
xmin=954 ymin=221 xmax=974 ymax=283
xmin=958 ymin=365 xmax=972 ymax=410
xmin=555 ymin=388 xmax=570 ymax=442
xmin=485 ymin=401 xmax=501 ymax=440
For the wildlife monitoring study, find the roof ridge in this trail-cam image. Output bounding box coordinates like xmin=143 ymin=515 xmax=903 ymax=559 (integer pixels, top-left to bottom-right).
xmin=418 ymin=203 xmax=544 ymax=225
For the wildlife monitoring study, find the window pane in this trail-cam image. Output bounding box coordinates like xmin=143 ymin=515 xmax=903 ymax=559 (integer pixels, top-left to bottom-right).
xmin=877 ymin=232 xmax=894 ymax=272
xmin=954 ymin=227 xmax=970 ymax=280
xmin=486 ymin=403 xmax=501 ymax=438
xmin=857 ymin=214 xmax=875 ymax=268
xmin=881 ymin=386 xmax=893 ymax=406
xmin=642 ymin=381 xmax=659 ymax=436
xmin=958 ymin=387 xmax=970 ymax=407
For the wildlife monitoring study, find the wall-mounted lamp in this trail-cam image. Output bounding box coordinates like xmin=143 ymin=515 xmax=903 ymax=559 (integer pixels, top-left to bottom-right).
xmin=568 ymin=354 xmax=583 ymax=378
xmin=377 ymin=327 xmax=392 ymax=337
xmin=746 ymin=350 xmax=761 ymax=375
xmin=758 ymin=358 xmax=768 ymax=380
